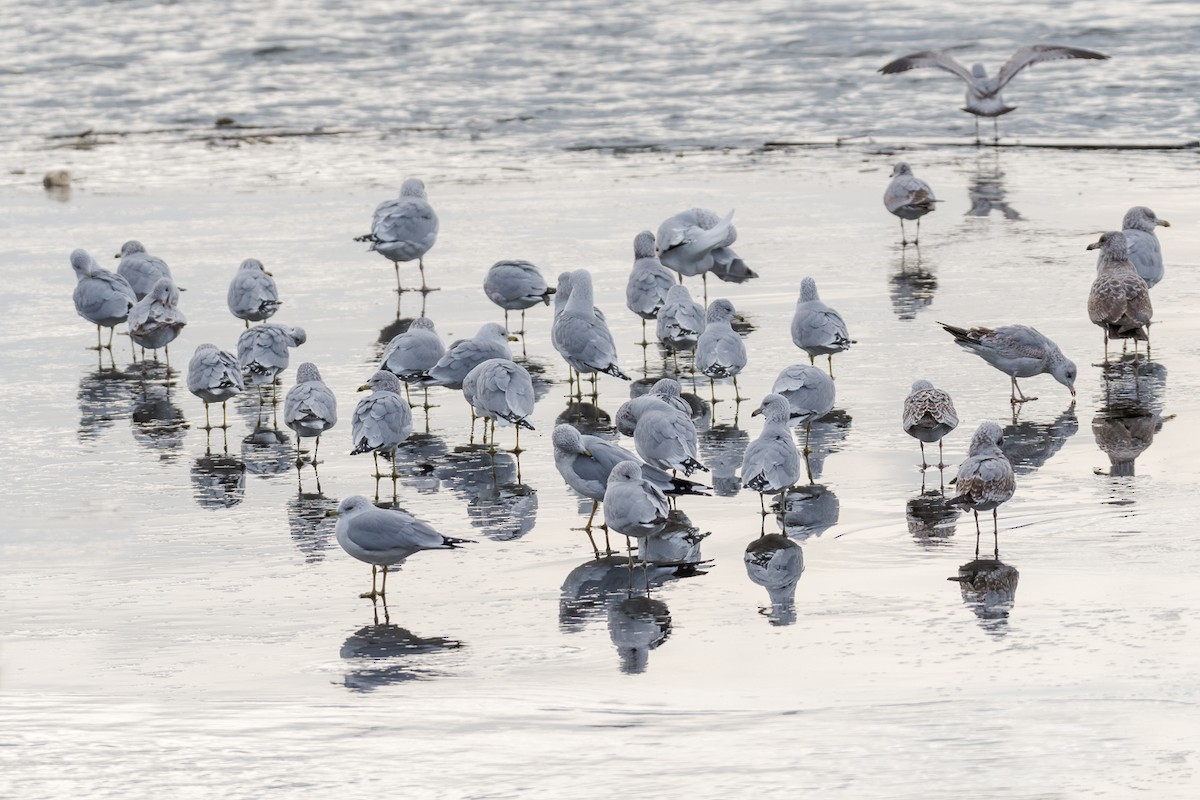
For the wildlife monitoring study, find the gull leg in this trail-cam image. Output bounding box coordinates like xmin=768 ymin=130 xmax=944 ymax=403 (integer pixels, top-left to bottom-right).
xmin=702 ymin=272 xmax=709 ymax=307
xmin=899 ymin=218 xmax=907 ymax=246
xmin=204 ymin=403 xmax=212 ymax=431
xmin=106 ymin=326 xmax=115 ymax=349
xmin=993 ymin=117 xmax=999 ymax=144
xmin=419 ymin=257 xmax=427 ymax=291
xmin=803 ymin=423 xmax=811 ymax=455
xmin=584 ymin=499 xmax=598 ymax=530
xmin=919 ymin=441 xmax=927 ymax=471
xmin=937 ymin=438 xmax=945 ymax=470
xmin=974 ymin=510 xmax=981 ymax=559
xmin=295 ymin=435 xmax=302 ymax=466
xmin=914 ymin=217 xmax=921 ymax=246
xmin=314 ymin=435 xmax=321 ymax=463
xmin=373 ymin=451 xmax=380 ymax=478
xmin=759 ymin=493 xmax=766 ymax=516
xmin=245 ymin=319 xmax=250 ymax=330
xmin=222 ymin=402 xmax=228 ymax=429
xmin=993 ymin=508 xmax=999 ymax=559
xmin=360 ymin=565 xmax=378 ymax=599
xmin=974 ymin=116 xmax=980 ymax=145
xmin=393 ymin=260 xmax=402 ymax=294
xmin=827 ymin=355 xmax=834 ymax=379
xmin=380 ymin=565 xmax=390 ymax=597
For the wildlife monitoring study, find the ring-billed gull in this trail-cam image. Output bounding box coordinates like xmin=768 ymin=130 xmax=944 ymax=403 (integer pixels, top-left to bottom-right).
xmin=616 ymin=378 xmax=693 ymax=437
xmin=940 ymin=322 xmax=1075 ymax=404
xmin=284 ymin=362 xmax=338 ymax=462
xmin=417 ymin=322 xmax=516 ymax=390
xmin=333 ymin=495 xmax=472 ymax=600
xmin=1087 ymin=231 xmax=1153 ymax=364
xmin=742 ymin=394 xmax=803 ymax=513
xmin=696 ymin=298 xmax=747 ymax=401
xmin=70 ymin=248 xmax=136 ymax=350
xmin=744 ymin=534 xmax=803 ymax=622
xmin=551 ymin=269 xmax=630 ymax=391
xmin=187 ymin=343 xmax=243 ymax=429
xmin=947 ymin=421 xmax=1015 ymax=558
xmin=791 ymin=277 xmax=851 ymax=376
xmin=1095 ymin=207 xmax=1169 ymax=289
xmin=634 ymin=406 xmax=707 ymax=476
xmin=115 ymin=240 xmax=172 ymax=301
xmin=603 ymin=460 xmax=670 ymax=543
xmin=351 ymin=370 xmax=414 ymax=479
xmin=483 ymin=260 xmax=555 ymax=333
xmin=227 ymin=258 xmax=281 ymax=327
xmin=656 ymin=284 xmax=706 ymax=354
xmin=884 ymin=163 xmax=938 ymax=246
xmin=128 ymin=277 xmax=187 ymax=359
xmin=903 ymin=379 xmax=959 ymax=469
xmin=878 ymin=45 xmax=1109 ymax=142
xmin=656 ymin=208 xmax=754 ymax=300
xmin=237 ymin=323 xmax=307 ymax=387
xmin=771 ymin=364 xmax=835 ymax=424
xmin=354 ymin=177 xmax=439 ymax=292
xmin=462 ymin=357 xmax=536 ymax=452
xmin=381 ymin=318 xmax=445 ymax=381
xmin=625 ymin=231 xmax=675 ymax=344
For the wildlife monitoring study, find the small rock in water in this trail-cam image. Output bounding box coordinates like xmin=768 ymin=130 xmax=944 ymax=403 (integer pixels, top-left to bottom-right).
xmin=43 ymin=168 xmax=71 ymax=188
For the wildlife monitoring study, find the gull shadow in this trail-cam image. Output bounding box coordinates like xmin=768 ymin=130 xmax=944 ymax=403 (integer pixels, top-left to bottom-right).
xmin=949 ymin=557 xmax=1020 ymax=638
xmin=191 ymin=442 xmax=246 ymax=510
xmin=744 ymin=533 xmax=804 ymax=626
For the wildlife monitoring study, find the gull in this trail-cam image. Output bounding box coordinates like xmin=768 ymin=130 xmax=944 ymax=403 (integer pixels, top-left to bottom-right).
xmin=552 ymin=271 xmax=606 ymax=391
xmin=878 ymin=44 xmax=1110 ymax=142
xmin=742 ymin=394 xmax=803 ymax=514
xmin=940 ymin=322 xmax=1075 ymax=404
xmin=1087 ymin=231 xmax=1153 ymax=364
xmin=380 ymin=318 xmax=445 ymax=407
xmin=656 ymin=208 xmax=755 ymax=300
xmin=603 ymin=461 xmax=671 ymax=544
xmin=791 ymin=277 xmax=851 ymax=376
xmin=237 ymin=323 xmax=307 ymax=387
xmin=416 ymin=322 xmax=516 ymax=390
xmin=462 ymin=357 xmax=536 ymax=452
xmin=634 ymin=406 xmax=707 ymax=476
xmin=903 ymin=379 xmax=959 ymax=469
xmin=115 ymin=240 xmax=172 ymax=300
xmin=625 ymin=231 xmax=676 ymax=344
xmin=333 ymin=495 xmax=472 ymax=600
xmin=350 ymin=370 xmax=414 ymax=479
xmin=187 ymin=343 xmax=243 ymax=429
xmin=1096 ymin=207 xmax=1169 ymax=289
xmin=284 ymin=362 xmax=338 ymax=462
xmin=128 ymin=277 xmax=187 ymax=360
xmin=354 ymin=177 xmax=439 ymax=292
xmin=483 ymin=260 xmax=555 ymax=333
xmin=947 ymin=421 xmax=1015 ymax=558
xmin=615 ymin=378 xmax=692 ymax=437
xmin=551 ymin=269 xmax=630 ymax=392
xmin=883 ymin=163 xmax=938 ymax=245
xmin=70 ymin=248 xmax=136 ymax=350
xmin=227 ymin=258 xmax=281 ymax=327
xmin=656 ymin=284 xmax=706 ymax=353
xmin=771 ymin=364 xmax=835 ymax=454
xmin=696 ymin=298 xmax=747 ymax=401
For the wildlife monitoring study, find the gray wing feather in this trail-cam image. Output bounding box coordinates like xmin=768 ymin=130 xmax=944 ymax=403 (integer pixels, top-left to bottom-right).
xmin=350 ymin=507 xmax=446 ymax=553
xmin=996 ymin=45 xmax=1109 ymax=90
xmin=879 ymin=50 xmax=975 ymax=84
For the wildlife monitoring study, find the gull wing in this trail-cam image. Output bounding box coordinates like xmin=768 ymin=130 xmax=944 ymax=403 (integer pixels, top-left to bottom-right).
xmin=995 ymin=45 xmax=1108 ymax=90
xmin=879 ymin=50 xmax=975 ymax=85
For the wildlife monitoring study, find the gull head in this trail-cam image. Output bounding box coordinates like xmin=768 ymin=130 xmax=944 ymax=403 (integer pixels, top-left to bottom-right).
xmin=706 ymin=298 xmax=736 ymax=324
xmin=70 ymin=248 xmax=96 ymax=279
xmin=358 ymin=370 xmax=402 ymax=394
xmin=149 ymin=277 xmax=180 ymax=305
xmin=651 ymin=378 xmax=683 ymax=398
xmin=634 ymin=231 xmax=657 ymax=259
xmin=336 ymin=495 xmax=373 ymax=518
xmin=399 ymin=178 xmax=427 ymax=199
xmin=194 ymin=343 xmax=220 ymax=356
xmin=478 ymin=322 xmax=516 ymax=342
xmin=751 ymin=393 xmax=791 ymax=424
xmin=410 ymin=317 xmax=436 ymax=332
xmin=664 ymin=284 xmax=693 ymax=304
xmin=288 ymin=326 xmax=308 ymax=346
xmin=799 ymin=276 xmax=820 ymax=303
xmin=971 ymin=63 xmax=987 ymax=79
xmin=239 ymin=258 xmax=272 ymax=276
xmin=890 ymin=162 xmax=912 ymax=178
xmin=968 ymin=420 xmax=1004 ymax=453
xmin=609 ymin=460 xmax=643 ymax=485
xmin=1086 ymin=231 xmax=1129 ymax=261
xmin=910 ymin=378 xmax=934 ymax=393
xmin=295 ymin=362 xmax=322 ymax=383
xmin=1123 ymin=206 xmax=1170 ymax=232
xmin=551 ymin=424 xmax=588 ymax=456
xmin=118 ymin=240 xmax=147 ymax=258
xmin=1050 ymin=356 xmax=1077 ymax=398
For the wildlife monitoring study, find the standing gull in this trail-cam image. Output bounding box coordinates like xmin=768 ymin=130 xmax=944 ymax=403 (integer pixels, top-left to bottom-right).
xmin=284 ymin=362 xmax=338 ymax=462
xmin=791 ymin=277 xmax=852 ymax=376
xmin=903 ymin=379 xmax=959 ymax=469
xmin=603 ymin=461 xmax=671 ymax=560
xmin=1095 ymin=207 xmax=1169 ymax=289
xmin=227 ymin=258 xmax=281 ymax=327
xmin=947 ymin=421 xmax=1016 ymax=558
xmin=656 ymin=207 xmax=755 ymax=300
xmin=333 ymin=495 xmax=472 ymax=600
xmin=879 ymin=45 xmax=1110 ymax=142
xmin=656 ymin=284 xmax=706 ymax=354
xmin=115 ymin=240 xmax=172 ymax=301
xmin=417 ymin=323 xmax=516 ymax=390
xmin=940 ymin=322 xmax=1076 ymax=404
xmin=350 ymin=370 xmax=414 ymax=479
xmin=187 ymin=343 xmax=243 ymax=429
xmin=741 ymin=394 xmax=803 ymax=514
xmin=381 ymin=318 xmax=445 ymax=381
xmin=237 ymin=323 xmax=307 ymax=387
xmin=625 ymin=231 xmax=676 ymax=344
xmin=696 ymin=298 xmax=747 ymax=402
xmin=462 ymin=357 xmax=536 ymax=452
xmin=551 ymin=269 xmax=630 ymax=393
xmin=771 ymin=364 xmax=835 ymax=453
xmin=615 ymin=378 xmax=693 ymax=437
xmin=355 ymin=177 xmax=439 ymax=292
xmin=884 ymin=163 xmax=938 ymax=246
xmin=70 ymin=248 xmax=136 ymax=350
xmin=128 ymin=277 xmax=187 ymax=360
xmin=483 ymin=260 xmax=555 ymax=334
xmin=1087 ymin=231 xmax=1153 ymax=364
xmin=634 ymin=406 xmax=707 ymax=476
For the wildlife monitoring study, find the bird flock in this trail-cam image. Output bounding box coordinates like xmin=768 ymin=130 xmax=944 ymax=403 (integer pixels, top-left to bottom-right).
xmin=68 ymin=41 xmax=1171 ymax=609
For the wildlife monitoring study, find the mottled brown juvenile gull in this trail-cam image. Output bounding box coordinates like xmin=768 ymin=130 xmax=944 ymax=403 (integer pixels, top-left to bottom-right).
xmin=355 ymin=177 xmax=439 ymax=292
xmin=696 ymin=298 xmax=747 ymax=399
xmin=947 ymin=421 xmax=1015 ymax=558
xmin=879 ymin=45 xmax=1109 ymax=141
xmin=791 ymin=277 xmax=851 ymax=376
xmin=350 ymin=370 xmax=413 ymax=478
xmin=237 ymin=323 xmax=307 ymax=386
xmin=115 ymin=240 xmax=172 ymax=300
xmin=656 ymin=284 xmax=706 ymax=353
xmin=883 ymin=163 xmax=938 ymax=245
xmin=1087 ymin=231 xmax=1153 ymax=364
xmin=551 ymin=269 xmax=630 ymax=386
xmin=1095 ymin=207 xmax=1169 ymax=289
xmin=128 ymin=277 xmax=187 ymax=357
xmin=940 ymin=322 xmax=1075 ymax=404
xmin=417 ymin=323 xmax=515 ymax=390
xmin=187 ymin=343 xmax=243 ymax=429
xmin=625 ymin=231 xmax=676 ymax=343
xmin=70 ymin=248 xmax=136 ymax=350
xmin=903 ymin=379 xmax=959 ymax=469
xmin=634 ymin=406 xmax=707 ymax=476
xmin=483 ymin=260 xmax=554 ymax=332
xmin=333 ymin=495 xmax=472 ymax=600
xmin=284 ymin=362 xmax=338 ymax=461
xmin=227 ymin=258 xmax=281 ymax=327
xmin=742 ymin=394 xmax=803 ymax=513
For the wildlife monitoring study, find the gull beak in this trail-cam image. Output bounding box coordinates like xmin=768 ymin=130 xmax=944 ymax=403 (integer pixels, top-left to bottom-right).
xmin=507 ymin=335 xmax=520 ymax=342
xmin=751 ymin=407 xmax=764 ymax=417
xmin=357 ymin=383 xmax=371 ymax=392
xmin=324 ymin=509 xmax=340 ymax=518
xmin=582 ymin=449 xmax=593 ymax=457
xmin=1085 ymin=241 xmax=1101 ymax=251
xmin=1069 ymin=387 xmax=1077 ymax=398
xmin=265 ymin=270 xmax=274 ymax=276
xmin=1157 ymin=219 xmax=1171 ymax=228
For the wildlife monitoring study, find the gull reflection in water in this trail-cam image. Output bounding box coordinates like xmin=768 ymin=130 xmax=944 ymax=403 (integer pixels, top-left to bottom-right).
xmin=889 ymin=248 xmax=938 ymax=321
xmin=1002 ymin=403 xmax=1078 ymax=475
xmin=556 ymin=402 xmax=613 ymax=437
xmin=907 ymin=489 xmax=961 ymax=547
xmin=191 ymin=436 xmax=246 ymax=510
xmin=641 ymin=510 xmax=709 ymax=567
xmin=1092 ymin=357 xmax=1169 ymax=477
xmin=130 ymin=380 xmax=188 ymax=458
xmin=949 ymin=557 xmax=1020 ymax=637
xmin=800 ymin=408 xmax=852 ymax=481
xmin=467 ymin=482 xmax=538 ymax=541
xmin=287 ymin=490 xmax=338 ymax=563
xmin=777 ymin=483 xmax=839 ymax=539
xmin=78 ymin=364 xmax=138 ymax=440
xmin=966 ymin=152 xmax=1021 ymax=220
xmin=744 ymin=533 xmax=804 ymax=626
xmin=341 ymin=607 xmax=465 ymax=691
xmin=515 ymin=355 xmax=555 ymax=403
xmin=241 ymin=421 xmax=293 ymax=477
xmin=559 ymin=552 xmax=705 ymax=634
xmin=699 ymin=423 xmax=749 ymax=497
xmin=608 ymin=594 xmax=672 ymax=674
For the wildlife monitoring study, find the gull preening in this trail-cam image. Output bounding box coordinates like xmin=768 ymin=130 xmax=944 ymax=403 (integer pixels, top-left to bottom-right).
xmin=483 ymin=260 xmax=555 ymax=333
xmin=227 ymin=258 xmax=281 ymax=327
xmin=791 ymin=277 xmax=852 ymax=376
xmin=128 ymin=277 xmax=187 ymax=358
xmin=902 ymin=379 xmax=959 ymax=469
xmin=356 ymin=177 xmax=439 ymax=292
xmin=115 ymin=240 xmax=172 ymax=301
xmin=656 ymin=284 xmax=706 ymax=354
xmin=70 ymin=248 xmax=136 ymax=350
xmin=187 ymin=343 xmax=243 ymax=429
xmin=1096 ymin=207 xmax=1169 ymax=289
xmin=603 ymin=461 xmax=670 ymax=544
xmin=380 ymin=317 xmax=446 ymax=407
xmin=634 ymin=405 xmax=707 ymax=476
xmin=616 ymin=378 xmax=693 ymax=437
xmin=940 ymin=322 xmax=1076 ymax=404
xmin=883 ymin=163 xmax=938 ymax=245
xmin=771 ymin=365 xmax=835 ymax=425
xmin=947 ymin=421 xmax=1016 ymax=558
xmin=284 ymin=362 xmax=338 ymax=462
xmin=656 ymin=207 xmax=754 ymax=298
xmin=879 ymin=44 xmax=1110 ymax=142
xmin=333 ymin=495 xmax=472 ymax=600
xmin=1087 ymin=231 xmax=1153 ymax=364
